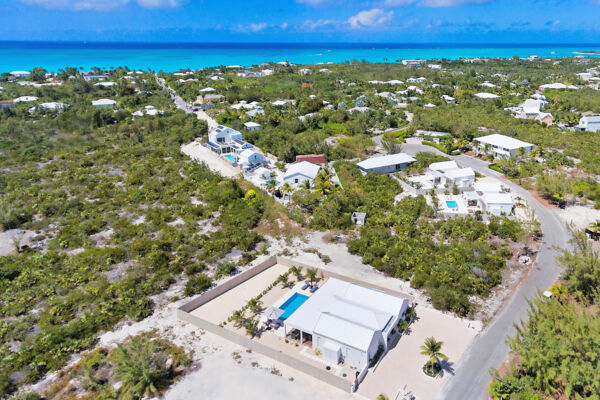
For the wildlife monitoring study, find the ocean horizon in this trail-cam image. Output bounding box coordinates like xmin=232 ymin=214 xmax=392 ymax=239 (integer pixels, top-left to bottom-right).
xmin=1 ymin=41 xmax=600 ymax=72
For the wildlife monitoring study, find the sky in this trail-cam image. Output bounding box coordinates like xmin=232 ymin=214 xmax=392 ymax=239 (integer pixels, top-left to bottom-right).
xmin=0 ymin=0 xmax=599 ymax=43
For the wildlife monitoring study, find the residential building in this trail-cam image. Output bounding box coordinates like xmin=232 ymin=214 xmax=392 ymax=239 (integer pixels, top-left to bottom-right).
xmin=402 ymin=59 xmax=424 ymax=67
xmin=283 ymin=161 xmax=321 ymax=188
xmin=13 ymin=96 xmax=38 ymax=103
xmin=238 ymin=149 xmax=265 ymax=168
xmin=351 ymin=212 xmax=367 ymax=226
xmin=475 ymin=92 xmax=500 ymax=99
xmin=357 ymin=153 xmax=416 ymax=174
xmin=283 ymin=278 xmax=409 ymax=370
xmin=428 ymin=161 xmax=475 ymax=189
xmin=10 ymin=71 xmax=30 ymax=78
xmin=474 ymin=134 xmax=534 ymax=158
xmin=30 ymin=102 xmax=69 ymax=113
xmin=441 ymin=95 xmax=455 ymax=104
xmin=480 ymin=192 xmax=514 ymax=216
xmin=577 ymin=115 xmax=600 ymax=132
xmin=0 ymin=100 xmax=15 ymax=110
xmin=299 ymin=68 xmax=312 ymax=75
xmin=83 ymin=74 xmax=109 ymax=82
xmin=243 ymin=121 xmax=260 ymax=131
xmin=296 ymin=154 xmax=327 ymax=164
xmin=208 ymin=125 xmax=243 ymax=144
xmin=91 ymin=99 xmax=117 ymax=108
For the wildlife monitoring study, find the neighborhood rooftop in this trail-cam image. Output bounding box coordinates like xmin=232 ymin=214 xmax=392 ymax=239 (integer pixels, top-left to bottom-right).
xmin=475 ymin=134 xmax=533 ymax=150
xmin=356 ymin=153 xmax=416 ymax=170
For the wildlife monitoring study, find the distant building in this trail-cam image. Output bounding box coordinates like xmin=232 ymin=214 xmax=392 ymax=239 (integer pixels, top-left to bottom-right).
xmin=295 ymin=154 xmax=327 ymax=164
xmin=577 ymin=115 xmax=600 ymax=132
xmin=283 ymin=161 xmax=321 ymax=188
xmin=357 ymin=153 xmax=416 ymax=174
xmin=208 ymin=125 xmax=243 ymax=144
xmin=474 ymin=134 xmax=534 ymax=158
xmin=0 ymin=100 xmax=15 ymax=110
xmin=91 ymin=99 xmax=117 ymax=108
xmin=83 ymin=74 xmax=109 ymax=82
xmin=243 ymin=121 xmax=260 ymax=131
xmin=351 ymin=212 xmax=367 ymax=226
xmin=10 ymin=71 xmax=30 ymax=78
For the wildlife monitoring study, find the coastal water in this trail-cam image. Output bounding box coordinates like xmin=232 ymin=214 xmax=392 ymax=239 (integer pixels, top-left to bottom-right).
xmin=1 ymin=42 xmax=599 ymax=72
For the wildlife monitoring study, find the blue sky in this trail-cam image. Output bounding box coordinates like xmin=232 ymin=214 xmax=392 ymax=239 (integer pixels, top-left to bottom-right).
xmin=0 ymin=0 xmax=599 ymax=43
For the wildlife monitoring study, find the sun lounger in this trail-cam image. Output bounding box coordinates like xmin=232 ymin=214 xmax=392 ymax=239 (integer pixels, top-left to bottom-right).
xmin=301 ymin=281 xmax=310 ymax=290
xmin=309 ymin=284 xmax=318 ymax=293
xmin=273 ymin=322 xmax=281 ymax=329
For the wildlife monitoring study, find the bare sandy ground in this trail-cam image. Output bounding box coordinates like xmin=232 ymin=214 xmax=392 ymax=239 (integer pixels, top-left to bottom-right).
xmin=0 ymin=229 xmax=36 ymax=256
xmin=555 ymin=205 xmax=600 ymax=230
xmin=180 ymin=142 xmax=240 ymax=178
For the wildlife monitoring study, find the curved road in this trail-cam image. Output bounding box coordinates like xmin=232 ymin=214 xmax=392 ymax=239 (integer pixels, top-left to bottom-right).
xmin=402 ymin=143 xmax=569 ymax=399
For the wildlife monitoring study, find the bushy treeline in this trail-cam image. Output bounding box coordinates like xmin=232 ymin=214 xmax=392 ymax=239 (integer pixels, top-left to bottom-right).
xmin=489 ymin=229 xmax=600 ymax=399
xmin=0 ymin=83 xmax=275 ymax=396
xmin=347 ymin=195 xmax=520 ymax=316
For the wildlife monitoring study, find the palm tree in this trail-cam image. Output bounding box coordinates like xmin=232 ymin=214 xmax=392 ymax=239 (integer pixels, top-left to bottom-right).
xmin=289 ymin=266 xmax=303 ymax=281
xmin=111 ymin=336 xmax=170 ymax=399
xmin=314 ymin=168 xmax=334 ymax=196
xmin=281 ymin=181 xmax=293 ymax=202
xmin=230 ymin=309 xmax=245 ymax=328
xmin=266 ymin=179 xmax=277 ymax=195
xmin=300 ymin=179 xmax=311 ymax=190
xmin=420 ymin=337 xmax=448 ymax=375
xmin=306 ymin=268 xmax=318 ymax=284
xmin=589 ymin=219 xmax=600 ymax=234
xmin=247 ymin=298 xmax=262 ymax=315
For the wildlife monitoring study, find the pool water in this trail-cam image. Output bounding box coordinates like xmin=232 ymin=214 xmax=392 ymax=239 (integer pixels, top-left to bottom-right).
xmin=278 ymin=293 xmax=309 ymax=320
xmin=446 ymin=200 xmax=459 ymax=209
xmin=224 ymin=154 xmax=238 ymax=162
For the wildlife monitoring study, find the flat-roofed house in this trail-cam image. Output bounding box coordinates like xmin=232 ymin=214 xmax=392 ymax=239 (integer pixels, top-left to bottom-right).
xmin=91 ymin=99 xmax=117 ymax=108
xmin=428 ymin=160 xmax=475 ymax=189
xmin=481 ymin=192 xmax=514 ymax=216
xmin=0 ymin=100 xmax=15 ymax=110
xmin=357 ymin=153 xmax=416 ymax=174
xmin=474 ymin=134 xmax=534 ymax=158
xmin=577 ymin=115 xmax=600 ymax=132
xmin=238 ymin=149 xmax=264 ymax=167
xmin=283 ymin=161 xmax=320 ymax=188
xmin=283 ymin=278 xmax=409 ymax=370
xmin=243 ymin=121 xmax=260 ymax=131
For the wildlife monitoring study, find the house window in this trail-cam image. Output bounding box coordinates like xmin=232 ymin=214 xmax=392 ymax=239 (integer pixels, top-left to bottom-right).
xmin=294 ymin=178 xmax=299 ymax=183
xmin=395 ymin=164 xmax=402 ymax=170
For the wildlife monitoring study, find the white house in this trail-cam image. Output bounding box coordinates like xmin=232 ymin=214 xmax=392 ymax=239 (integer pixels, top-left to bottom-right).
xmin=299 ymin=68 xmax=312 ymax=75
xmin=30 ymin=102 xmax=69 ymax=113
xmin=208 ymin=125 xmax=243 ymax=144
xmin=238 ymin=149 xmax=265 ymax=167
xmin=357 ymin=153 xmax=416 ymax=174
xmin=577 ymin=115 xmax=600 ymax=132
xmin=13 ymin=96 xmax=38 ymax=103
xmin=428 ymin=160 xmax=475 ymax=189
xmin=244 ymin=121 xmax=260 ymax=131
xmin=481 ymin=192 xmax=514 ymax=216
xmin=475 ymin=92 xmax=500 ymax=99
xmin=272 ymin=100 xmax=291 ymax=107
xmin=442 ymin=95 xmax=456 ymax=104
xmin=91 ymin=99 xmax=117 ymax=108
xmin=94 ymin=82 xmax=117 ymax=88
xmin=474 ymin=134 xmax=534 ymax=158
xmin=10 ymin=71 xmax=30 ymax=78
xmin=283 ymin=161 xmax=321 ymax=188
xmin=283 ymin=278 xmax=409 ymax=370
xmin=319 ymin=68 xmax=331 ymax=74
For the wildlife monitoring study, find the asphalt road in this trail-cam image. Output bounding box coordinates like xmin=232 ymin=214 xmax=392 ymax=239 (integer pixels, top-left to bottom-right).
xmin=432 ymin=154 xmax=570 ymax=400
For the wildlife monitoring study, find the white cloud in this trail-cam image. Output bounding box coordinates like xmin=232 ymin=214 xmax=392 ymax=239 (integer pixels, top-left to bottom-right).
xmin=249 ymin=22 xmax=268 ymax=32
xmin=280 ymin=22 xmax=289 ymax=30
xmin=418 ymin=0 xmax=489 ymax=7
xmin=20 ymin=0 xmax=183 ymax=10
xmin=384 ymin=0 xmax=416 ymax=6
xmin=348 ymin=8 xmax=393 ymax=29
xmin=301 ymin=19 xmax=339 ymax=30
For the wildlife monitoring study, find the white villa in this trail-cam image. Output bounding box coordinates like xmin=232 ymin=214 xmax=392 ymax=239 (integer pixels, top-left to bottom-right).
xmin=474 ymin=92 xmax=500 ymax=99
xmin=357 ymin=153 xmax=416 ymax=174
xmin=480 ymin=192 xmax=514 ymax=216
xmin=474 ymin=134 xmax=534 ymax=158
xmin=511 ymin=98 xmax=553 ymax=125
xmin=29 ymin=102 xmax=69 ymax=113
xmin=208 ymin=125 xmax=243 ymax=144
xmin=430 ymin=161 xmax=475 ymax=189
xmin=13 ymin=96 xmax=38 ymax=103
xmin=283 ymin=161 xmax=321 ymax=188
xmin=91 ymin=99 xmax=117 ymax=108
xmin=244 ymin=121 xmax=260 ymax=131
xmin=283 ymin=278 xmax=409 ymax=369
xmin=238 ymin=149 xmax=265 ymax=168
xmin=577 ymin=115 xmax=600 ymax=132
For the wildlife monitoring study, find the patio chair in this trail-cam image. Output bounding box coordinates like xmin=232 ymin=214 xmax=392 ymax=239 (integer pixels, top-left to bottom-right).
xmin=273 ymin=322 xmax=281 ymax=329
xmin=301 ymin=281 xmax=310 ymax=290
xmin=310 ymin=284 xmax=318 ymax=293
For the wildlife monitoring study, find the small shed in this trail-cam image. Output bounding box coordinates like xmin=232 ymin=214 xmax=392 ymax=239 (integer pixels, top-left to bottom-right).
xmin=351 ymin=212 xmax=367 ymax=226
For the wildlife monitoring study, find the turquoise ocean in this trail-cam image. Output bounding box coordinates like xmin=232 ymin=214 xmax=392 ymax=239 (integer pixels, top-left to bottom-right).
xmin=1 ymin=42 xmax=599 ymax=72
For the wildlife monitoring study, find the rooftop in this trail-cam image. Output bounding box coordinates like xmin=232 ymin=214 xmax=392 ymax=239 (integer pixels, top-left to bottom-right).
xmin=475 ymin=134 xmax=533 ymax=150
xmin=357 ymin=153 xmax=416 ymax=170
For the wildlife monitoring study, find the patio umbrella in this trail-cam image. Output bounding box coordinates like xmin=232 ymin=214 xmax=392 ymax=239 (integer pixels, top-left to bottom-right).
xmin=264 ymin=306 xmax=284 ymax=321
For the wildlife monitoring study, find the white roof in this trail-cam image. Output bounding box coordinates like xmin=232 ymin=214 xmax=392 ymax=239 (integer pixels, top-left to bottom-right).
xmin=475 ymin=134 xmax=533 ymax=150
xmin=254 ymin=167 xmax=270 ymax=178
xmin=240 ymin=149 xmax=260 ymax=159
xmin=91 ymin=99 xmax=116 ymax=106
xmin=475 ymin=181 xmax=503 ymax=192
xmin=94 ymin=82 xmax=117 ymax=87
xmin=357 ymin=153 xmax=416 ymax=170
xmin=284 ymin=161 xmax=320 ymax=180
xmin=285 ymin=278 xmax=407 ymax=352
xmin=520 ymin=98 xmax=546 ymax=114
xmin=13 ymin=96 xmax=38 ymax=103
xmin=482 ymin=192 xmax=513 ymax=205
xmin=429 ymin=160 xmax=458 ymax=171
xmin=539 ymin=83 xmax=567 ymax=90
xmin=445 ymin=167 xmax=474 ymax=179
xmin=244 ymin=121 xmax=260 ymax=128
xmin=475 ymin=92 xmax=500 ymax=99
xmin=200 ymin=87 xmax=215 ymax=92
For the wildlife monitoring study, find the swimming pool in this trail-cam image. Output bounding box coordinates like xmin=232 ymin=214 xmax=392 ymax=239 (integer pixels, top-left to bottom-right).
xmin=224 ymin=154 xmax=238 ymax=162
xmin=278 ymin=293 xmax=309 ymax=320
xmin=446 ymin=200 xmax=459 ymax=209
